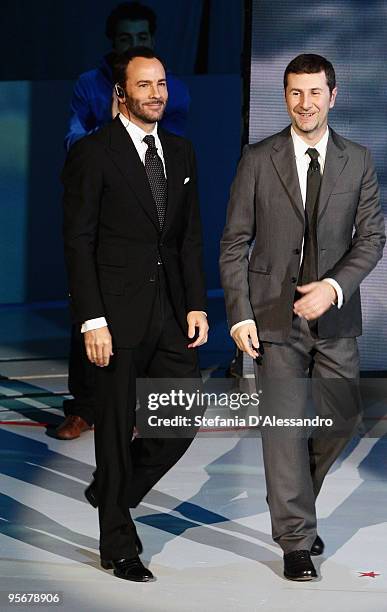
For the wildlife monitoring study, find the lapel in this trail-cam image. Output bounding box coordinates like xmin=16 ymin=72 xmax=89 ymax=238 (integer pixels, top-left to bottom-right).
xmin=317 ymin=129 xmax=349 ymax=222
xmin=270 ymin=126 xmax=349 ymax=225
xmin=158 ymin=128 xmax=183 ymax=235
xmin=107 ymin=116 xmax=160 ymax=231
xmin=270 ymin=127 xmax=304 ymax=224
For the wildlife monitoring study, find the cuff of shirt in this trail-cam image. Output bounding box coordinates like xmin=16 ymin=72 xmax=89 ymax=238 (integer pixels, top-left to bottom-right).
xmin=81 ymin=317 xmax=108 ymax=333
xmin=322 ymin=278 xmax=343 ymax=309
xmin=230 ymin=319 xmax=256 ymax=337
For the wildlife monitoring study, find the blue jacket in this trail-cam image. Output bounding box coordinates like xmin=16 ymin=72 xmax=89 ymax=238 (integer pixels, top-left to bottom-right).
xmin=65 ymin=55 xmax=190 ymax=150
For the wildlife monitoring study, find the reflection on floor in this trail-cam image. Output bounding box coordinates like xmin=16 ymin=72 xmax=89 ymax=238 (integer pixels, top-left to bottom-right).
xmin=0 ymin=303 xmax=387 ymax=611
xmin=1 ymin=424 xmax=387 ymax=612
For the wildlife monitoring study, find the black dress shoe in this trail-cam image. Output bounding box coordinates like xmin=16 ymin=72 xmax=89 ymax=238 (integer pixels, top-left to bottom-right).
xmin=101 ymin=556 xmax=155 ymax=582
xmin=310 ymin=535 xmax=325 ymax=556
xmin=283 ymin=550 xmax=317 ymax=581
xmin=84 ymin=482 xmax=143 ymax=555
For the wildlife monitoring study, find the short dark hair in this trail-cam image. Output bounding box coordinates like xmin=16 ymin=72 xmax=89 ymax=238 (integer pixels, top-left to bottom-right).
xmin=284 ymin=54 xmax=336 ymax=94
xmin=105 ymin=2 xmax=157 ymax=40
xmin=112 ymin=46 xmax=166 ymax=86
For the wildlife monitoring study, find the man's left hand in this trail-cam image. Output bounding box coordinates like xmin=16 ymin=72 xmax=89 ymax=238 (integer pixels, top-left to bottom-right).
xmin=293 ymin=281 xmax=337 ymax=320
xmin=187 ymin=311 xmax=209 ymax=348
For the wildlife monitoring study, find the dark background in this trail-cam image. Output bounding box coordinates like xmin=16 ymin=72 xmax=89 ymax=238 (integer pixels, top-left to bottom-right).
xmin=0 ymin=0 xmax=244 ymax=305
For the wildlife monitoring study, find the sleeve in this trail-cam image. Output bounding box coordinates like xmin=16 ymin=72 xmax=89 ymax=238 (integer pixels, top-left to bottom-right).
xmin=81 ymin=317 xmax=108 ymax=333
xmin=179 ymin=141 xmax=207 ymax=312
xmin=230 ymin=319 xmax=256 ymax=336
xmin=62 ymin=138 xmax=106 ymax=323
xmin=326 ymin=148 xmax=386 ymax=302
xmin=323 ymin=278 xmax=343 ymax=308
xmin=219 ymin=145 xmax=256 ymax=329
xmin=64 ymin=76 xmax=99 ymax=151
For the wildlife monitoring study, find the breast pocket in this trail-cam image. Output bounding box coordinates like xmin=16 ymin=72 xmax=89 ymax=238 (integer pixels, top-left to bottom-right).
xmin=330 ymin=189 xmax=359 ymax=198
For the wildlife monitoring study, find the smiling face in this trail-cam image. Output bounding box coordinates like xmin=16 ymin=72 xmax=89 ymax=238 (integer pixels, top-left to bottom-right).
xmin=121 ymin=57 xmax=168 ymax=131
xmin=285 ymin=71 xmax=337 ymax=143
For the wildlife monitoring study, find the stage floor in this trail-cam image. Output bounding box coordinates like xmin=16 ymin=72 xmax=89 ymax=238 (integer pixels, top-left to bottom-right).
xmin=1 ymin=424 xmax=387 ymax=612
xmin=0 ymin=305 xmax=387 ymax=611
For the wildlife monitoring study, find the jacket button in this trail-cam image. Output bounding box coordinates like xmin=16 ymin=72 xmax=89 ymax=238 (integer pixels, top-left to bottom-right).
xmin=293 ymin=248 xmax=300 ymax=255
xmin=291 ymin=276 xmax=297 ymax=283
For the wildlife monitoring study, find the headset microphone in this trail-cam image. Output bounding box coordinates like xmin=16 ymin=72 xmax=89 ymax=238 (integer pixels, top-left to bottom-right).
xmin=114 ymin=83 xmax=126 ymax=99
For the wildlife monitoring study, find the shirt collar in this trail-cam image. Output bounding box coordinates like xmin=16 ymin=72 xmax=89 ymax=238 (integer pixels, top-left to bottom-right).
xmin=119 ymin=113 xmax=158 ymax=144
xmin=291 ymin=126 xmax=329 ymax=161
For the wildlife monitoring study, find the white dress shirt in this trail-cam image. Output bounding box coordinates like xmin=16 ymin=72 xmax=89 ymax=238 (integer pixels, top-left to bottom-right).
xmin=230 ymin=126 xmax=343 ymax=337
xmin=119 ymin=113 xmax=166 ymax=176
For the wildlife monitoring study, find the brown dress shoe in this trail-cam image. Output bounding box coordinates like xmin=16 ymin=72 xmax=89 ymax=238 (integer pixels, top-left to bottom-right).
xmin=55 ymin=415 xmax=92 ymax=440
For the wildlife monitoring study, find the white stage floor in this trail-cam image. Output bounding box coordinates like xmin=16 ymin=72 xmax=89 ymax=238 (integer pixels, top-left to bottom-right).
xmin=1 ymin=423 xmax=386 ymax=612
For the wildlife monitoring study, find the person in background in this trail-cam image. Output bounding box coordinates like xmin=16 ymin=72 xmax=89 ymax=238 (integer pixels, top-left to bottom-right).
xmin=65 ymin=1 xmax=190 ymax=151
xmin=57 ymin=1 xmax=191 ymax=440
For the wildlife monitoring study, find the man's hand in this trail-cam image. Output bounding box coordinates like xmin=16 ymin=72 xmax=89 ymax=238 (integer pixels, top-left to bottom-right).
xmin=231 ymin=322 xmax=260 ymax=359
xmin=187 ymin=311 xmax=209 ymax=348
xmin=293 ymin=281 xmax=337 ymax=320
xmin=84 ymin=326 xmax=113 ymax=367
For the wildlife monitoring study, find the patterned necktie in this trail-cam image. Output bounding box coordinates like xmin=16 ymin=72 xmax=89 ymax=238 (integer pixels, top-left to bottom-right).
xmin=300 ymin=147 xmax=321 ymax=285
xmin=143 ymin=135 xmax=167 ymax=230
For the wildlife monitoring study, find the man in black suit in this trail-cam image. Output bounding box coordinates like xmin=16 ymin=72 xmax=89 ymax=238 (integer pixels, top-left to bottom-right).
xmin=57 ymin=2 xmax=192 ymax=442
xmin=62 ymin=47 xmax=208 ymax=581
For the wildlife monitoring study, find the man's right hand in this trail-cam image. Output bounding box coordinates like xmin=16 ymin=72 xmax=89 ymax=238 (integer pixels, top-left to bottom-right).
xmin=84 ymin=326 xmax=113 ymax=367
xmin=231 ymin=322 xmax=260 ymax=359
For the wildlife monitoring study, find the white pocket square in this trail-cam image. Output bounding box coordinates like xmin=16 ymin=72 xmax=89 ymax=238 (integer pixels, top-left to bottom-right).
xmin=184 ymin=177 xmax=190 ymax=184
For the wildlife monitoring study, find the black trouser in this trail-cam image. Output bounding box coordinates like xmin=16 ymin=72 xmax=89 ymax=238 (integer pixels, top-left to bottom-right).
xmin=93 ymin=267 xmax=201 ymax=559
xmin=62 ymin=324 xmax=95 ymax=427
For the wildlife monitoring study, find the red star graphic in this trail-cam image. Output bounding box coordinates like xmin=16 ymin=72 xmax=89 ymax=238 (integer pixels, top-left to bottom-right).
xmin=358 ymin=571 xmax=380 ymax=578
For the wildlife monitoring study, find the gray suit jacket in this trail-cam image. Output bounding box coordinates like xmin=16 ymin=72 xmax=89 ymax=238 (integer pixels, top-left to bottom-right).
xmin=219 ymin=126 xmax=386 ymax=342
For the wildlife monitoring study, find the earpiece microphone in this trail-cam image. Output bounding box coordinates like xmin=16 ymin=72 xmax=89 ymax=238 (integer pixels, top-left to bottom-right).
xmin=114 ymin=83 xmax=126 ymax=99
xmin=114 ymin=83 xmax=131 ymax=121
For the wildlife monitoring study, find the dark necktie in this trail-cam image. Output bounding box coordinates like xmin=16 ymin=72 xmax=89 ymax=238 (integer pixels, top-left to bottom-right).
xmin=299 ymin=147 xmax=321 ymax=285
xmin=143 ymin=134 xmax=167 ymax=230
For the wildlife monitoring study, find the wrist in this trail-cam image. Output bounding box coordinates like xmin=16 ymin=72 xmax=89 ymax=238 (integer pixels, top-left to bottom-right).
xmin=322 ymin=280 xmax=337 ymax=304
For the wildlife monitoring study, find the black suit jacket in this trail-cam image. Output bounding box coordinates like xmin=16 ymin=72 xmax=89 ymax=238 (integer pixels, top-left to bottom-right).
xmin=62 ymin=116 xmax=206 ymax=347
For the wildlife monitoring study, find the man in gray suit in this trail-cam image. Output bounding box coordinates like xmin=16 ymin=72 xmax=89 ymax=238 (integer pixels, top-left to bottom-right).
xmin=220 ymin=54 xmax=385 ymax=581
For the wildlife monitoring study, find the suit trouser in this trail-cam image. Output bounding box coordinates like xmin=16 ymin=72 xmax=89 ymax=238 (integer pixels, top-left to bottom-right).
xmin=93 ymin=267 xmax=201 ymax=559
xmin=62 ymin=324 xmax=96 ymax=426
xmin=254 ymin=316 xmax=361 ymax=554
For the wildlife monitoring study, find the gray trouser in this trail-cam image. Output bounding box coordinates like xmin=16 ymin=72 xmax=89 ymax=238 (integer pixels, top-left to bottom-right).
xmin=254 ymin=316 xmax=361 ymax=553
